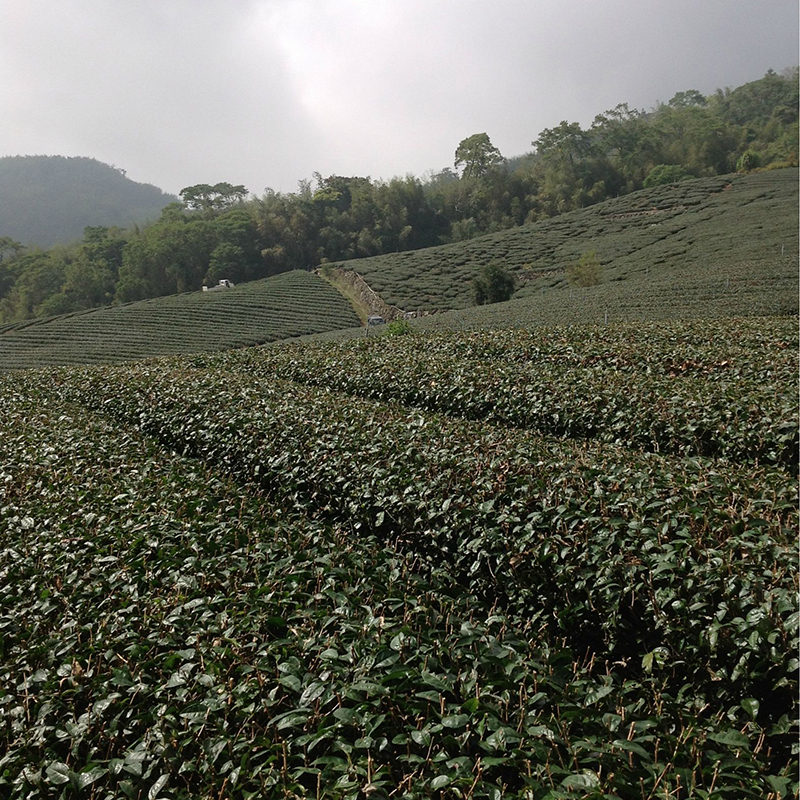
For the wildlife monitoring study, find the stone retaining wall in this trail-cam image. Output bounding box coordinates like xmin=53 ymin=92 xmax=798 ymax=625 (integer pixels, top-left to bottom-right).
xmin=319 ymin=267 xmax=406 ymax=321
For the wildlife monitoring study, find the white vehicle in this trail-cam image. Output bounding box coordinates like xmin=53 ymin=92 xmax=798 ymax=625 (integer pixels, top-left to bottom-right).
xmin=202 ymin=279 xmax=235 ymax=292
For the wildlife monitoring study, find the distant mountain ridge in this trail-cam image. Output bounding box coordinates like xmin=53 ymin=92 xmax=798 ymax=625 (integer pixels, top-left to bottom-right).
xmin=0 ymin=155 xmax=176 ymax=247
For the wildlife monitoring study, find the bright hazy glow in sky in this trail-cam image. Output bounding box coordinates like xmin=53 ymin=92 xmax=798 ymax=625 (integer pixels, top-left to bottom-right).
xmin=0 ymin=0 xmax=797 ymax=195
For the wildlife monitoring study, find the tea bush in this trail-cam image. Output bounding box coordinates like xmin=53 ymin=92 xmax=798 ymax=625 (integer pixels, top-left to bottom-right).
xmin=0 ymin=314 xmax=796 ymax=798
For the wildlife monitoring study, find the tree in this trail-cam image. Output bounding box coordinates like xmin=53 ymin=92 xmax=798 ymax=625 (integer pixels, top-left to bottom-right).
xmin=80 ymin=226 xmax=126 ymax=280
xmin=179 ymin=183 xmax=248 ymax=216
xmin=208 ymin=208 xmax=262 ymax=282
xmin=59 ymin=254 xmax=116 ymax=311
xmin=0 ymin=237 xmax=24 ymax=301
xmin=533 ymin=121 xmax=610 ymax=214
xmin=591 ymin=104 xmax=657 ymax=186
xmin=534 ymin=122 xmax=595 ymax=167
xmin=116 ymin=215 xmax=217 ymax=299
xmin=643 ymin=164 xmax=692 ymax=188
xmin=566 ymin=251 xmax=602 ymax=287
xmin=473 ymin=261 xmax=515 ymax=305
xmin=668 ymin=90 xmax=707 ymax=109
xmin=711 ymin=70 xmax=798 ymax=129
xmin=736 ymin=150 xmax=761 ymax=172
xmin=0 ymin=251 xmax=65 ymax=322
xmin=455 ymin=133 xmax=504 ymax=179
xmin=0 ymin=236 xmax=23 ymax=264
xmin=206 ymin=242 xmax=246 ymax=284
xmin=652 ymin=104 xmax=737 ymax=174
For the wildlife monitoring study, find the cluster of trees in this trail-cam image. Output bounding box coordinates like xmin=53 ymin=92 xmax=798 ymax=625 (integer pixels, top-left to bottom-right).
xmin=0 ymin=69 xmax=796 ymax=322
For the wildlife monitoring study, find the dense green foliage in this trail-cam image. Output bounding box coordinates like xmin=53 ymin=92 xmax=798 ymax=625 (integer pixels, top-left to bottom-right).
xmin=565 ymin=252 xmax=602 ymax=288
xmin=472 ymin=263 xmax=516 ymax=305
xmin=1 ymin=70 xmax=796 ymax=323
xmin=454 ymin=134 xmax=505 ymax=180
xmin=0 ymin=271 xmax=359 ymax=370
xmin=179 ymin=183 xmax=248 ymax=216
xmin=643 ymin=165 xmax=693 ymax=189
xmin=0 ymin=316 xmax=796 ymax=798
xmin=0 ymin=156 xmax=176 ymax=248
xmin=191 ymin=317 xmax=799 ymax=470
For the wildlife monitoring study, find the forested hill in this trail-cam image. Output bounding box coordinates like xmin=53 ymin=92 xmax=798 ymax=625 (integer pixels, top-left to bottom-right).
xmin=0 ymin=155 xmax=176 ymax=247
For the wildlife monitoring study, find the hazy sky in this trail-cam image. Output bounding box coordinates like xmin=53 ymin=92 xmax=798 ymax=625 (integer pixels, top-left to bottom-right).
xmin=1 ymin=0 xmax=797 ymax=196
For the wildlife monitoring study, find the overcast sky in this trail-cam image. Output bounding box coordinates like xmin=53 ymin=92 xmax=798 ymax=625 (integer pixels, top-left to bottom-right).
xmin=1 ymin=0 xmax=797 ymax=196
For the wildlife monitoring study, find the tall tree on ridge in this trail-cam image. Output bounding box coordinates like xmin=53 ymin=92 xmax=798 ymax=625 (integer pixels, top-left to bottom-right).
xmin=454 ymin=133 xmax=505 ymax=179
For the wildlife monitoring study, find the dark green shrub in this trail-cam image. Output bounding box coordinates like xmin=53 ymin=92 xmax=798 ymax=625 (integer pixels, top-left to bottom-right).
xmin=566 ymin=250 xmax=602 ymax=287
xmin=385 ymin=319 xmax=413 ymax=336
xmin=643 ymin=163 xmax=693 ymax=188
xmin=473 ymin=261 xmax=515 ymax=305
xmin=736 ymin=149 xmax=762 ymax=172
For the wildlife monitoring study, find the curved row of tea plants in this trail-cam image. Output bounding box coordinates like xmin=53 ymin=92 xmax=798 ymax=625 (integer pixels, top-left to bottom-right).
xmin=412 ymin=255 xmax=798 ymax=331
xmin=42 ymin=365 xmax=798 ymax=718
xmin=192 ymin=317 xmax=798 ymax=469
xmin=0 ymin=385 xmax=630 ymax=798
xmin=3 ymin=375 xmax=796 ymax=797
xmin=0 ymin=270 xmax=360 ymax=371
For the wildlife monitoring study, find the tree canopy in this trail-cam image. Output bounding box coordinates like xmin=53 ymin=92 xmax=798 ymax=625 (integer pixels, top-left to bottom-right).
xmin=473 ymin=261 xmax=516 ymax=305
xmin=179 ymin=183 xmax=249 ymax=216
xmin=454 ymin=133 xmax=505 ymax=179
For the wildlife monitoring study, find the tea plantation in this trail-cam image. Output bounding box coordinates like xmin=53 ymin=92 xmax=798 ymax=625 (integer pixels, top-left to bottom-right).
xmin=330 ymin=169 xmax=798 ymax=318
xmin=0 ymin=270 xmax=359 ymax=371
xmin=1 ymin=315 xmax=796 ymax=798
xmin=1 ymin=170 xmax=796 ymax=371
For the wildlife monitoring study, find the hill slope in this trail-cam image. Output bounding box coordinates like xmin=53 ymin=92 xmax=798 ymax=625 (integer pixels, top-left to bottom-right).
xmin=0 ymin=155 xmax=176 ymax=247
xmin=1 ymin=170 xmax=796 ymax=369
xmin=0 ymin=270 xmax=359 ymax=370
xmin=333 ymin=169 xmax=798 ymax=316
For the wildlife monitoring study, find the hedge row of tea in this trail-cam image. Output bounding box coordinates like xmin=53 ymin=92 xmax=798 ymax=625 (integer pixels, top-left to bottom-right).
xmin=3 ymin=390 xmax=553 ymax=798
xmin=194 ymin=317 xmax=799 ymax=470
xmin=0 ymin=271 xmax=360 ymax=371
xmin=411 ymin=255 xmax=798 ymax=331
xmin=1 ymin=314 xmax=796 ymax=798
xmin=332 ymin=170 xmax=798 ymax=312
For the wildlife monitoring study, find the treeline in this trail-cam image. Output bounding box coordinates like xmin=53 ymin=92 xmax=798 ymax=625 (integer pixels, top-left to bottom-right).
xmin=0 ymin=69 xmax=796 ymax=323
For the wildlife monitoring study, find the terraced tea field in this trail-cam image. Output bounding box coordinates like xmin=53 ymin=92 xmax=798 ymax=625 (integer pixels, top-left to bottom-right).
xmin=332 ymin=169 xmax=798 ymax=316
xmin=0 ymin=270 xmax=359 ymax=370
xmin=412 ymin=252 xmax=797 ymax=331
xmin=1 ymin=316 xmax=796 ymax=798
xmin=1 ymin=170 xmax=796 ymax=370
xmin=193 ymin=316 xmax=799 ymax=469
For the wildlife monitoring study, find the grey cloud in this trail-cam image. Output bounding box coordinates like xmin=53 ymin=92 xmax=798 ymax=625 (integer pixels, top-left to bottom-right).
xmin=0 ymin=0 xmax=796 ymax=195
